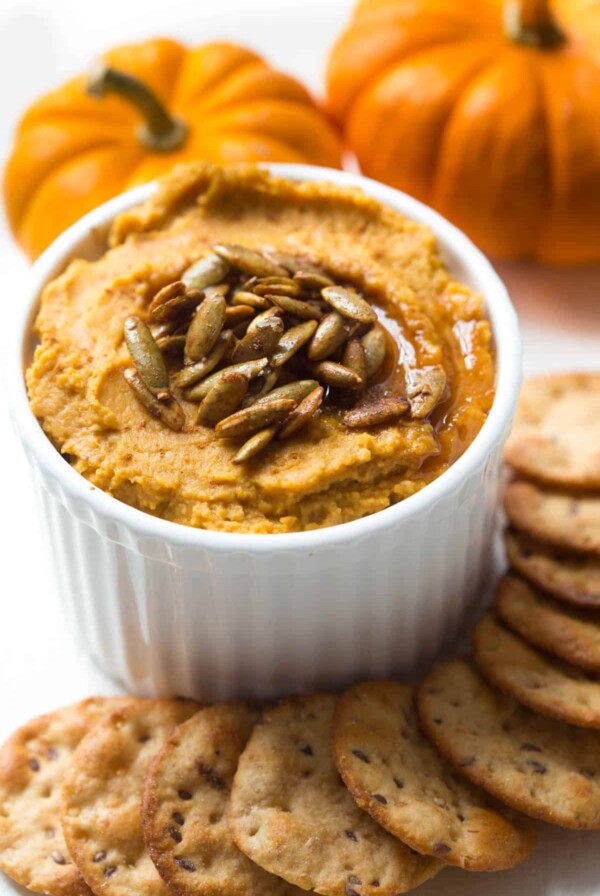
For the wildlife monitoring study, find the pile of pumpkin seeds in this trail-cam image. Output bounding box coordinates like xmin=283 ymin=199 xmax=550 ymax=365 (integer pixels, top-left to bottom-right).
xmin=123 ymin=244 xmax=446 ymax=463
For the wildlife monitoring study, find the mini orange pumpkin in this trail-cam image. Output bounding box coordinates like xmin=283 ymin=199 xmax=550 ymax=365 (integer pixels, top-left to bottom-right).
xmin=327 ymin=0 xmax=600 ymax=263
xmin=5 ymin=38 xmax=342 ymax=259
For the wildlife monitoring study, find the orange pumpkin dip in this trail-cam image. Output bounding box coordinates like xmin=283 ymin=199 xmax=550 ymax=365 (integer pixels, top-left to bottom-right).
xmin=26 ymin=163 xmax=495 ymax=533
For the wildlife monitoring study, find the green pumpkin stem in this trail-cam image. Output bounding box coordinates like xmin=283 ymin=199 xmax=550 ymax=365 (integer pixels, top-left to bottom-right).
xmin=87 ymin=64 xmax=188 ymax=152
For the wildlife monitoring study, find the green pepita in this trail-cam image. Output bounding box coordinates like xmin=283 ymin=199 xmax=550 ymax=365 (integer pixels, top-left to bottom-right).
xmin=186 ymin=358 xmax=269 ymax=402
xmin=184 ymin=293 xmax=226 ymax=363
xmin=213 ymin=243 xmax=288 ymax=278
xmin=172 ymin=331 xmax=233 ymax=389
xmin=321 ymin=285 xmax=377 ymax=324
xmin=343 ymin=395 xmax=410 ymax=428
xmin=196 ymin=372 xmax=248 ymax=427
xmin=307 ymin=312 xmax=348 ymax=361
xmin=215 ymin=398 xmax=297 ymax=439
xmin=311 ymin=360 xmax=364 ymax=390
xmin=124 ymin=316 xmax=170 ymax=399
xmin=181 ymin=253 xmax=230 ymax=291
xmin=233 ymin=427 xmax=278 ymax=463
xmin=231 ymin=316 xmax=284 ymax=363
xmin=361 ymin=324 xmax=387 ymax=379
xmin=271 ymin=320 xmax=318 ymax=367
xmin=278 ymin=386 xmax=324 ymax=440
xmin=124 ymin=368 xmax=185 ymax=431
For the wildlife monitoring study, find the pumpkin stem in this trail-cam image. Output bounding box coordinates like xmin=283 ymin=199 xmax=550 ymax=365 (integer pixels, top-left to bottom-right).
xmin=504 ymin=0 xmax=566 ymax=47
xmin=87 ymin=64 xmax=188 ymax=152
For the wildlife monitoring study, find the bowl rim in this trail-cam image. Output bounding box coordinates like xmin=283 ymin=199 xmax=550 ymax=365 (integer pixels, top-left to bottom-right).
xmin=8 ymin=163 xmax=521 ymax=553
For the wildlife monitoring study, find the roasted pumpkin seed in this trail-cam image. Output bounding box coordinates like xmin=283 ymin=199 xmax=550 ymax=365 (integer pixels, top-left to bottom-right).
xmin=213 ymin=243 xmax=288 ymax=278
xmin=204 ymin=283 xmax=230 ymax=300
xmin=124 ymin=369 xmax=185 ymax=431
xmin=184 ymin=293 xmax=226 ymax=363
xmin=186 ymin=358 xmax=269 ymax=401
xmin=343 ymin=395 xmax=410 ymax=428
xmin=255 ymin=380 xmax=319 ymax=406
xmin=256 ymin=284 xmax=303 ymax=299
xmin=231 ymin=290 xmax=271 ymax=310
xmin=172 ymin=331 xmax=233 ymax=389
xmin=342 ymin=338 xmax=367 ymax=383
xmin=246 ymin=307 xmax=282 ymax=335
xmin=225 ymin=305 xmax=254 ymax=326
xmin=278 ymin=386 xmax=324 ymax=440
xmin=311 ymin=360 xmax=364 ymax=390
xmin=233 ymin=427 xmax=277 ymax=463
xmin=181 ymin=252 xmax=230 ymax=291
xmin=232 ymin=316 xmax=284 ymax=363
xmin=361 ymin=324 xmax=387 ymax=379
xmin=150 ymin=283 xmax=203 ymax=322
xmin=321 ymin=285 xmax=377 ymax=324
xmin=294 ymin=271 xmax=334 ymax=291
xmin=154 ymin=292 xmax=203 ymax=322
xmin=124 ymin=315 xmax=170 ymax=399
xmin=267 ymin=294 xmax=323 ymax=320
xmin=307 ymin=311 xmax=348 ymax=361
xmin=215 ymin=398 xmax=297 ymax=439
xmin=196 ymin=372 xmax=248 ymax=427
xmin=271 ymin=319 xmax=318 ymax=367
xmin=256 ymin=276 xmax=298 ymax=286
xmin=241 ymin=368 xmax=280 ymax=408
xmin=253 ymin=277 xmax=301 ymax=298
xmin=407 ymin=365 xmax=447 ymax=418
xmin=149 ymin=281 xmax=184 ymax=313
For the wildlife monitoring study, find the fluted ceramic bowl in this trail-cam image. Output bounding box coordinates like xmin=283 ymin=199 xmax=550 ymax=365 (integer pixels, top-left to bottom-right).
xmin=9 ymin=164 xmax=521 ymax=700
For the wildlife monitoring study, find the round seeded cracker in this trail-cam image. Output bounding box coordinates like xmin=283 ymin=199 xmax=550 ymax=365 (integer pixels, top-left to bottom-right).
xmin=505 ymin=529 xmax=600 ymax=609
xmin=229 ymin=694 xmax=441 ymax=896
xmin=504 ymin=373 xmax=600 ymax=488
xmin=473 ymin=614 xmax=600 ymax=728
xmin=332 ymin=681 xmax=535 ymax=871
xmin=61 ymin=698 xmax=199 ymax=896
xmin=141 ymin=701 xmax=306 ymax=896
xmin=0 ymin=697 xmax=129 ymax=896
xmin=496 ymin=574 xmax=600 ymax=673
xmin=417 ymin=657 xmax=600 ymax=828
xmin=504 ymin=480 xmax=600 ymax=556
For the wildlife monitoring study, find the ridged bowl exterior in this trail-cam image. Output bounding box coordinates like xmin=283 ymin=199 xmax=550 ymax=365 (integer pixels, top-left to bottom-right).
xmin=26 ymin=441 xmax=502 ymax=700
xmin=9 ymin=165 xmax=521 ymax=701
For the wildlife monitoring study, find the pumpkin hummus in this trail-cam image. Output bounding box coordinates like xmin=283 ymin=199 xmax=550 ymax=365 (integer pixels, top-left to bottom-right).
xmin=26 ymin=163 xmax=495 ymax=534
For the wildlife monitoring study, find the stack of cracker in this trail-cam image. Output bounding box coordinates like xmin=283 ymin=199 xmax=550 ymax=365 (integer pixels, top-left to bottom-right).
xmin=504 ymin=372 xmax=600 ymax=609
xmin=419 ymin=373 xmax=600 ymax=833
xmin=0 ymin=688 xmax=540 ymax=896
xmin=489 ymin=371 xmax=600 ymax=725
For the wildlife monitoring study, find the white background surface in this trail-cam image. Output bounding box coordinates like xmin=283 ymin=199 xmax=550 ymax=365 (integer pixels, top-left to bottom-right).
xmin=0 ymin=1 xmax=599 ymax=893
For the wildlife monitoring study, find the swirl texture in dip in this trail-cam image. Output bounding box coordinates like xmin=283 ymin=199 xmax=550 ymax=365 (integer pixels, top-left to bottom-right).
xmin=26 ymin=164 xmax=495 ymax=533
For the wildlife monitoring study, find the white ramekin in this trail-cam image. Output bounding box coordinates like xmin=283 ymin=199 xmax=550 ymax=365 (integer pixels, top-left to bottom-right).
xmin=8 ymin=165 xmax=521 ymax=701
